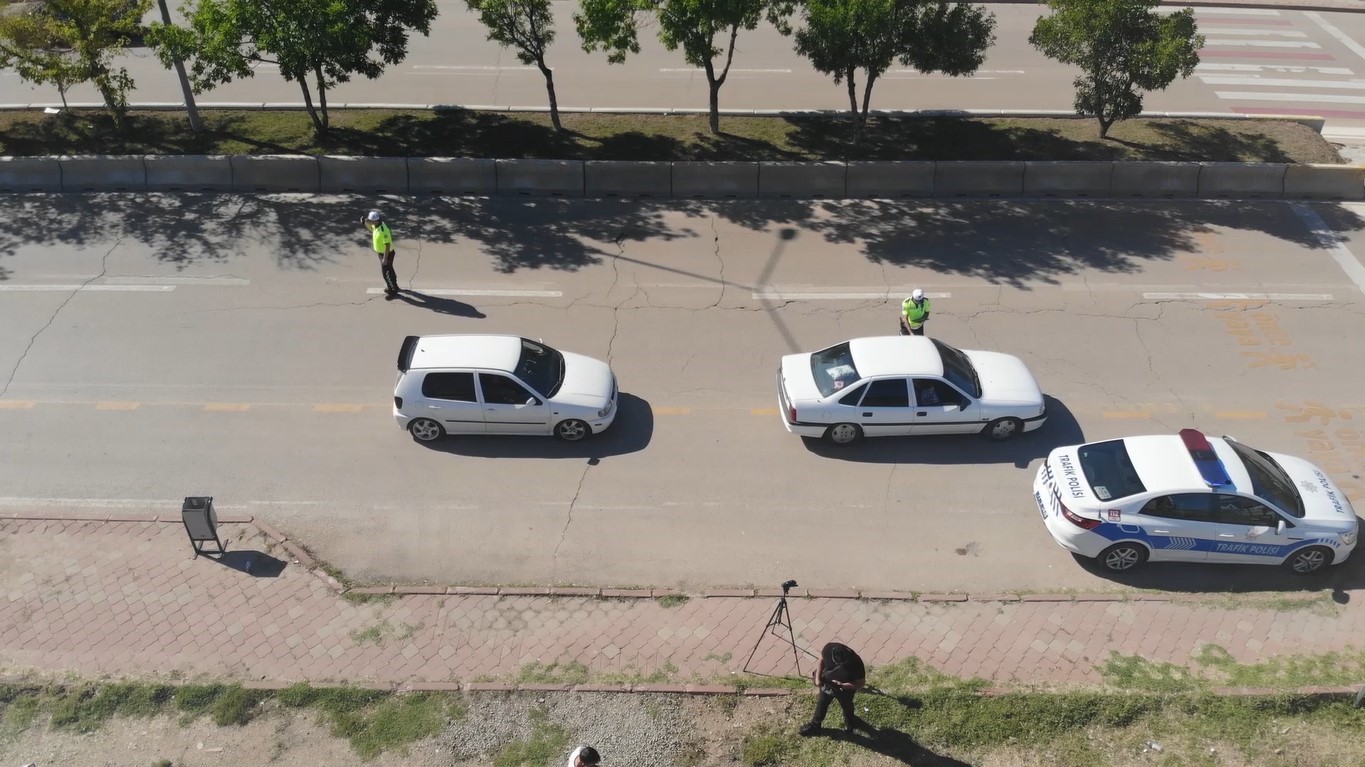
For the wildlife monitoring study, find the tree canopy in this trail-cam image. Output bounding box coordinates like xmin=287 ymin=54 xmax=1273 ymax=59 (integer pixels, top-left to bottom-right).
xmin=1030 ymin=0 xmax=1203 ymax=137
xmin=147 ymin=0 xmax=438 ymax=135
xmin=467 ymin=0 xmax=565 ymax=131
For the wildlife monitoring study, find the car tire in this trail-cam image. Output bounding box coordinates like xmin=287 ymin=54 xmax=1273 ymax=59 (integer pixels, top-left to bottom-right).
xmin=982 ymin=417 xmax=1024 ymax=441
xmin=1096 ymin=542 xmax=1148 ymax=573
xmin=555 ymin=419 xmax=590 ymax=442
xmin=409 ymin=418 xmax=445 ymax=442
xmin=1284 ymin=545 xmax=1334 ymax=575
xmin=824 ymin=423 xmax=863 ymax=446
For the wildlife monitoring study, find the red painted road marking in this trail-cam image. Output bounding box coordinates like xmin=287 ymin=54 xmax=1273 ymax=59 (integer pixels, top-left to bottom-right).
xmin=1198 ymin=18 xmax=1295 ymax=26
xmin=1200 ymin=50 xmax=1336 ymax=60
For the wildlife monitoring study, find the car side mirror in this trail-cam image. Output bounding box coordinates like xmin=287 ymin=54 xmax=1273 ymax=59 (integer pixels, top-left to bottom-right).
xmin=527 ymin=397 xmax=541 ymax=406
xmin=1277 ymin=519 xmax=1286 ymax=534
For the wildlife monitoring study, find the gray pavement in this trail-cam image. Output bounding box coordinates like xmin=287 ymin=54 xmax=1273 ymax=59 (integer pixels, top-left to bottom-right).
xmin=3 ymin=6 xmax=1365 ymax=133
xmin=1 ymin=196 xmax=1364 ymax=595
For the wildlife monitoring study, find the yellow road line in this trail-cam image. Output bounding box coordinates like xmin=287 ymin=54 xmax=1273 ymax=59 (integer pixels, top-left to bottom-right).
xmin=751 ymin=407 xmax=778 ymax=416
xmin=653 ymin=406 xmax=692 ymax=416
xmin=0 ymin=400 xmax=35 ymax=410
xmin=204 ymin=403 xmax=251 ymax=412
xmin=1102 ymin=411 xmax=1153 ymax=419
xmin=95 ymin=401 xmax=140 ymax=411
xmin=1214 ymin=410 xmax=1267 ymax=420
xmin=313 ymin=404 xmax=365 ymax=413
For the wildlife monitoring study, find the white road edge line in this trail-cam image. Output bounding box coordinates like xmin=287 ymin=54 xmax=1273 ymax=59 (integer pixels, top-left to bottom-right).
xmin=1305 ymin=11 xmax=1365 ymax=64
xmin=753 ymin=291 xmax=952 ymax=300
xmin=1291 ymin=203 xmax=1365 ymax=297
xmin=1142 ymin=292 xmax=1334 ymax=301
xmin=366 ymin=288 xmax=563 ymax=297
xmin=0 ymin=285 xmax=176 ymax=292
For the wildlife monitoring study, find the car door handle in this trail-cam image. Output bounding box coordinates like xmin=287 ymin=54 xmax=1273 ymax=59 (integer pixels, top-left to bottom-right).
xmin=1218 ymin=533 xmax=1236 ymax=538
xmin=427 ymin=405 xmax=441 ymax=409
xmin=1153 ymin=529 xmax=1171 ymax=534
xmin=916 ymin=411 xmax=927 ymax=416
xmin=1287 ymin=536 xmax=1305 ymax=541
xmin=862 ymin=412 xmax=873 ymax=417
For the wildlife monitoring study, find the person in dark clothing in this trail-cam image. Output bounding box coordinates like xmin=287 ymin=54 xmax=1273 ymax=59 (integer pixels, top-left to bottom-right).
xmin=799 ymin=642 xmax=873 ymax=736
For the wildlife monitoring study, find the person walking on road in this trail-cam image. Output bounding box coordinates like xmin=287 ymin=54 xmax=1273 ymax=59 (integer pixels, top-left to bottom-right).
xmin=799 ymin=641 xmax=873 ymax=736
xmin=900 ymin=289 xmax=931 ymax=336
xmin=364 ymin=210 xmax=400 ymax=299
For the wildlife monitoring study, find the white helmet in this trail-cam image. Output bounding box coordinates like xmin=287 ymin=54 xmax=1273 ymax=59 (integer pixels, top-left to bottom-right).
xmin=366 ymin=210 xmax=383 ymax=223
xmin=911 ymin=289 xmax=924 ymax=301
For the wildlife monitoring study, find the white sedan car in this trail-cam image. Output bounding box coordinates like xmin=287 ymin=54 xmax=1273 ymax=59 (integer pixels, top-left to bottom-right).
xmin=394 ymin=335 xmax=618 ymax=442
xmin=777 ymin=336 xmax=1047 ymax=445
xmin=1035 ymin=429 xmax=1358 ymax=574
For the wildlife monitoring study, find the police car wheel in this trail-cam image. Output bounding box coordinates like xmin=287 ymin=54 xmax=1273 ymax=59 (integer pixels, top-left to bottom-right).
xmin=1097 ymin=543 xmax=1148 ymax=572
xmin=825 ymin=423 xmax=863 ymax=445
xmin=409 ymin=418 xmax=445 ymax=442
xmin=555 ymin=419 xmax=590 ymax=442
xmin=982 ymin=418 xmax=1023 ymax=441
xmin=1284 ymin=546 xmax=1333 ymax=575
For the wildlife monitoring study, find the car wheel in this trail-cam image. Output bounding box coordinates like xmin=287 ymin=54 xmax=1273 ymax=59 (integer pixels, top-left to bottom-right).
xmin=982 ymin=417 xmax=1024 ymax=441
xmin=409 ymin=418 xmax=445 ymax=442
xmin=555 ymin=419 xmax=590 ymax=442
xmin=1284 ymin=545 xmax=1333 ymax=575
xmin=824 ymin=423 xmax=862 ymax=445
xmin=1096 ymin=542 xmax=1148 ymax=573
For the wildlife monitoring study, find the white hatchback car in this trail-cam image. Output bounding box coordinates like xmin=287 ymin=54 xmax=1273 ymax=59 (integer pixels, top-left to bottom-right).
xmin=1035 ymin=429 xmax=1358 ymax=574
xmin=777 ymin=336 xmax=1047 ymax=445
xmin=394 ymin=335 xmax=618 ymax=442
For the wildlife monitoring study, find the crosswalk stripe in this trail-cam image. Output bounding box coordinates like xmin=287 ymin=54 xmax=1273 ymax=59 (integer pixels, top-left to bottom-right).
xmin=1202 ymin=40 xmax=1321 ymax=49
xmin=1216 ymin=91 xmax=1365 ymax=105
xmin=1199 ymin=29 xmax=1306 ymax=37
xmin=1197 ymin=63 xmax=1354 ymax=75
xmin=1200 ymin=76 xmax=1365 ymax=90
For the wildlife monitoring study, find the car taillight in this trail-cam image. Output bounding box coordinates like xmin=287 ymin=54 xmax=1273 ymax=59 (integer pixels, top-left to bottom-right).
xmin=788 ymin=405 xmax=798 ymax=423
xmin=394 ymin=396 xmax=403 ymax=409
xmin=1060 ymin=504 xmax=1101 ymax=530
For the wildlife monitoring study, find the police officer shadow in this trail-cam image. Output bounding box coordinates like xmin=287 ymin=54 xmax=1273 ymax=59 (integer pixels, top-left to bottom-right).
xmin=826 ymin=690 xmax=971 ymax=767
xmin=392 ymin=289 xmax=487 ymax=319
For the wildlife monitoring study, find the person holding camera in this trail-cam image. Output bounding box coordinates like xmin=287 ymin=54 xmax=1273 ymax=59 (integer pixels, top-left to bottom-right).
xmin=799 ymin=641 xmax=873 ymax=736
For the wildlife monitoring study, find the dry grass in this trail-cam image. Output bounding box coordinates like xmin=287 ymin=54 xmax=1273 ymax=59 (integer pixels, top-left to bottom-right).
xmin=0 ymin=108 xmax=1342 ymax=163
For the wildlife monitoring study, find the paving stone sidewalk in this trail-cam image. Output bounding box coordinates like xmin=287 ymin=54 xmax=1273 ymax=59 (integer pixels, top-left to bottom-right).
xmin=2 ymin=519 xmax=1363 ymax=691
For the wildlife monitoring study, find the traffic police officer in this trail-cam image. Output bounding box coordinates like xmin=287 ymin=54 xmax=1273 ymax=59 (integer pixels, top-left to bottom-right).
xmin=900 ymin=289 xmax=930 ymax=336
xmin=364 ymin=210 xmax=399 ymax=298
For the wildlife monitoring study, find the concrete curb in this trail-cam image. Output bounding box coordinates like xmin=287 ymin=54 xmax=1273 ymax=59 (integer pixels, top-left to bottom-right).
xmin=0 ymin=513 xmax=1336 ymax=606
xmin=0 ymin=154 xmax=1358 ymax=200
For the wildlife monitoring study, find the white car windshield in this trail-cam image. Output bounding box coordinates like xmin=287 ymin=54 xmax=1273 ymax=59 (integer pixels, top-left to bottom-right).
xmin=1227 ymin=440 xmax=1305 ymax=518
xmin=515 ymin=339 xmax=566 ymax=397
xmin=811 ymin=342 xmax=861 ymax=397
xmin=931 ymin=339 xmax=982 ymax=399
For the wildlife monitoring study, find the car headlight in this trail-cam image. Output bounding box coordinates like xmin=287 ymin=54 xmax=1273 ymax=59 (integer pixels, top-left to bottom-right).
xmin=1037 ymin=403 xmax=1047 ymax=417
xmin=597 ymin=401 xmax=614 ymax=418
xmin=1341 ymin=529 xmax=1358 ymax=546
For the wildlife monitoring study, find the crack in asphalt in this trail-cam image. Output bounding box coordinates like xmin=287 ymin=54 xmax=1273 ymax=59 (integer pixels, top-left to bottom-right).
xmin=0 ymin=238 xmax=121 ymax=400
xmin=707 ymin=215 xmax=725 ymax=310
xmin=551 ymin=461 xmax=592 ymax=581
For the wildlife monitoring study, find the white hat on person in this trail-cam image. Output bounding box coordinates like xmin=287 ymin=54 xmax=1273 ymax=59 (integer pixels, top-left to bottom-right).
xmin=911 ymin=288 xmax=924 ymax=301
xmin=366 ymin=210 xmax=382 ymax=222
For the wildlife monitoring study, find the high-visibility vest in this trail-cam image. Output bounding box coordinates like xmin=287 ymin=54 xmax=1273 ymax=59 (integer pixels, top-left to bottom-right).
xmin=371 ymin=222 xmax=393 ymax=253
xmin=902 ymin=297 xmax=930 ymax=328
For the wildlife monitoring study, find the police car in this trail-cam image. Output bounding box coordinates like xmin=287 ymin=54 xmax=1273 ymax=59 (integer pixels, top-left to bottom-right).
xmin=1035 ymin=429 xmax=1358 ymax=574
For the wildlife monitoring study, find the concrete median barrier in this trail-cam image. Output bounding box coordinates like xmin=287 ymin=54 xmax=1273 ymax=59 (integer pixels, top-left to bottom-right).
xmin=1109 ymin=162 xmax=1200 ymax=198
xmin=584 ymin=161 xmax=671 ymax=197
xmin=0 ymin=157 xmax=62 ymax=192
xmin=495 ymin=159 xmax=584 ymax=196
xmin=934 ymin=161 xmax=1024 ymax=197
xmin=58 ymin=155 xmax=146 ymax=191
xmin=759 ymin=162 xmax=847 ymax=198
xmin=1197 ymin=162 xmax=1287 ymax=199
xmin=229 ymin=155 xmax=320 ymax=192
xmin=1023 ymin=161 xmax=1114 ymax=197
xmin=319 ymin=156 xmax=409 ymax=193
xmin=845 ymin=162 xmax=935 ymax=198
xmin=144 ymin=155 xmax=233 ymax=191
xmin=1283 ymin=164 xmax=1364 ymax=201
xmin=407 ymin=158 xmax=497 ymax=195
xmin=672 ymin=162 xmax=759 ymax=198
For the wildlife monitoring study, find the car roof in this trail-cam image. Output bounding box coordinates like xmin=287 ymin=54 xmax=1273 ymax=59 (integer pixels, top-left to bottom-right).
xmin=847 ymin=336 xmax=943 ymax=379
xmin=1122 ymin=433 xmax=1251 ymax=495
xmin=408 ymin=334 xmax=523 ymax=372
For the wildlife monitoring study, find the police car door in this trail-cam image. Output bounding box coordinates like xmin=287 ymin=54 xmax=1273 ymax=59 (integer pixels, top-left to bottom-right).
xmin=1135 ymin=493 xmax=1213 ymax=562
xmin=851 ymin=378 xmax=914 ymax=436
xmin=1210 ymin=494 xmax=1295 ymax=564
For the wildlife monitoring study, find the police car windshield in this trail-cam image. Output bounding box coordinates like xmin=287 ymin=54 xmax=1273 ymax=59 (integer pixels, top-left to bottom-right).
xmin=515 ymin=339 xmax=565 ymax=398
xmin=811 ymin=342 xmax=861 ymax=397
xmin=1077 ymin=440 xmax=1147 ymax=501
xmin=1226 ymin=440 xmax=1305 ymax=518
xmin=931 ymin=339 xmax=981 ymax=399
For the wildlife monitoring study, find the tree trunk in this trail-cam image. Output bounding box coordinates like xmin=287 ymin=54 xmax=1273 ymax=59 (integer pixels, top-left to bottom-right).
xmin=845 ymin=69 xmax=857 ymax=116
xmin=57 ymin=82 xmax=69 ymax=112
xmin=157 ymin=0 xmax=201 ymax=133
xmin=316 ymin=67 xmax=330 ymax=133
xmin=538 ymin=58 xmax=561 ymax=132
xmin=859 ymin=73 xmax=878 ymax=129
xmin=296 ymin=75 xmax=325 ymax=136
xmin=93 ymin=73 xmax=127 ymax=133
xmin=1098 ymin=112 xmax=1114 ymax=139
xmin=704 ymin=60 xmax=721 ymax=134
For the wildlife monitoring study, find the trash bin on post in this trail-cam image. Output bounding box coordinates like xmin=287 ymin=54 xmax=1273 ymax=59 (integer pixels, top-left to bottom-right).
xmin=182 ymin=496 xmax=225 ymax=557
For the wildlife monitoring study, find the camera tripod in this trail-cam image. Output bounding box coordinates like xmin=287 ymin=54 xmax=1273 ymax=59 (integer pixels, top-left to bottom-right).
xmin=742 ymin=579 xmax=818 ymax=677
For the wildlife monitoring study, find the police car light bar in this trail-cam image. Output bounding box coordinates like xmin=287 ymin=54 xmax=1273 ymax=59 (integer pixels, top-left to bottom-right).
xmin=1179 ymin=428 xmax=1233 ymax=488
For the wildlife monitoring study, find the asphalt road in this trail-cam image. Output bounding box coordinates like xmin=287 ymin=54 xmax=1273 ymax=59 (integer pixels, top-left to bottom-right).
xmin=3 ymin=5 xmax=1364 ymax=136
xmin=1 ymin=195 xmax=1364 ymax=595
